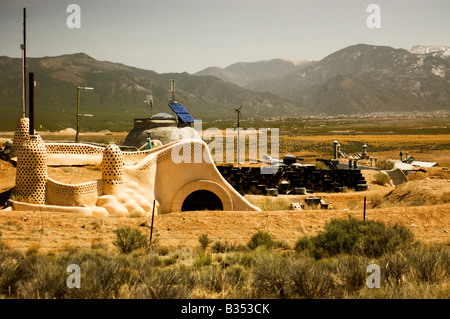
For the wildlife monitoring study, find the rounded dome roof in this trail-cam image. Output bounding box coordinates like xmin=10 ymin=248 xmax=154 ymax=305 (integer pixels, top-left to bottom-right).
xmin=151 ymin=112 xmax=176 ymax=120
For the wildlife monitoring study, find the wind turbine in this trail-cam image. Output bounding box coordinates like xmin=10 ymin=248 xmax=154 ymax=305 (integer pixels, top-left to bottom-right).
xmin=145 ymin=95 xmax=153 ymax=117
xmin=234 ymin=105 xmax=243 ymax=164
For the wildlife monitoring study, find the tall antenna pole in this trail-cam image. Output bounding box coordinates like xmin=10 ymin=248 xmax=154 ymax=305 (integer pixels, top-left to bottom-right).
xmin=237 ymin=110 xmax=240 ymax=163
xmin=22 ymin=8 xmax=27 ymax=118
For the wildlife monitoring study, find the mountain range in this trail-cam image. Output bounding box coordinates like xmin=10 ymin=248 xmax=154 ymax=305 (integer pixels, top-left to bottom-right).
xmin=0 ymin=54 xmax=302 ymax=131
xmin=195 ymin=58 xmax=311 ymax=87
xmin=242 ymin=44 xmax=450 ymax=115
xmin=1 ymin=43 xmax=449 ymax=131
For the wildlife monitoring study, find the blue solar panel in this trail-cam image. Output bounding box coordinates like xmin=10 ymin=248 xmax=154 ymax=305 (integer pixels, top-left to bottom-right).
xmin=168 ymin=103 xmax=195 ymax=123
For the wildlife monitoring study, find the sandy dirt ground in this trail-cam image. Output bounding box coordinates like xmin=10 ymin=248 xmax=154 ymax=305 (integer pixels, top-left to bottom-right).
xmin=1 ymin=205 xmax=449 ymax=254
xmin=1 ymin=159 xmax=449 ymax=253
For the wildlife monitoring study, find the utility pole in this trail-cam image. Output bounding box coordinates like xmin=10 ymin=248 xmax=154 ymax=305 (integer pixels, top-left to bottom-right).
xmin=76 ymin=86 xmax=94 ymax=143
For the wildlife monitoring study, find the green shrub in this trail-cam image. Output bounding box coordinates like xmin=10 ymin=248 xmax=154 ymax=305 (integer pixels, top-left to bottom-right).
xmin=307 ymin=217 xmax=414 ymax=259
xmin=71 ymin=255 xmax=124 ymax=298
xmin=222 ymin=252 xmax=253 ymax=268
xmin=337 ymin=256 xmax=367 ymax=293
xmin=406 ymin=246 xmax=449 ymax=284
xmin=16 ymin=255 xmax=68 ymax=299
xmin=251 ymin=250 xmax=290 ymax=298
xmin=212 ymin=241 xmax=228 ymax=253
xmin=209 ymin=241 xmax=248 ymax=254
xmin=198 ymin=233 xmax=212 ymax=250
xmin=294 ymin=237 xmax=314 ymax=253
xmin=247 ymin=231 xmax=275 ymax=250
xmin=288 ymin=258 xmax=336 ymax=299
xmin=157 ymin=246 xmax=170 ymax=256
xmin=140 ymin=253 xmax=162 ymax=268
xmin=0 ymin=250 xmax=34 ymax=297
xmin=195 ymin=265 xmax=225 ymax=293
xmin=362 ymin=223 xmax=415 ymax=258
xmin=381 ymin=251 xmax=412 ymax=286
xmin=225 ymin=264 xmax=248 ymax=287
xmin=133 ymin=267 xmax=191 ymax=299
xmin=113 ymin=226 xmax=148 ymax=254
xmin=161 ymin=255 xmax=178 ymax=267
xmin=310 ymin=218 xmax=360 ymax=257
xmin=193 ymin=252 xmax=212 ymax=269
xmin=252 ymin=252 xmax=338 ymax=299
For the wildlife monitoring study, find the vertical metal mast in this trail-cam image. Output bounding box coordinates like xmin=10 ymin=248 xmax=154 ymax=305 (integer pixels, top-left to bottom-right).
xmin=170 ymin=79 xmax=175 ymax=101
xmin=21 ymin=8 xmax=27 ymax=118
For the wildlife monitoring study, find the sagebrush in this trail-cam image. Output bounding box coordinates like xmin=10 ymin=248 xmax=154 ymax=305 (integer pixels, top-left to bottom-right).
xmin=0 ymin=221 xmax=447 ymax=299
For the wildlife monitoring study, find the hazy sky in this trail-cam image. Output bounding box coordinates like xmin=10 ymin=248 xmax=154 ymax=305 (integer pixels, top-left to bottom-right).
xmin=1 ymin=0 xmax=449 ymax=73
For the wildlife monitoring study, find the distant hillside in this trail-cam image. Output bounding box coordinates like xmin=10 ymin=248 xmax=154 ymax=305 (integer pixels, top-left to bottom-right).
xmin=2 ymin=44 xmax=450 ymax=131
xmin=245 ymin=44 xmax=450 ymax=115
xmin=195 ymin=58 xmax=310 ymax=87
xmin=0 ymin=53 xmax=304 ymax=131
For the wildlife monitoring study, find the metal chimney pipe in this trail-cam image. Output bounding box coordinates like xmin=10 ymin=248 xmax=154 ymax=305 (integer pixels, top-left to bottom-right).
xmin=29 ymin=72 xmax=35 ymax=136
xmin=333 ymin=140 xmax=338 ymax=160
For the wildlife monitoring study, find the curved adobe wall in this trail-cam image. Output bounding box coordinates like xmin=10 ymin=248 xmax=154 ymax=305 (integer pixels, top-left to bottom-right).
xmin=46 ymin=178 xmax=103 ymax=206
xmin=11 ymin=201 xmax=93 ymax=216
xmin=46 ymin=143 xmax=104 ymax=155
xmin=46 ymin=143 xmax=104 ymax=166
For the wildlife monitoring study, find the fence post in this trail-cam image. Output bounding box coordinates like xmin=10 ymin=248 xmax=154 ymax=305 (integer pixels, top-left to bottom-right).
xmin=150 ymin=199 xmax=156 ymax=244
xmin=363 ymin=197 xmax=366 ymax=223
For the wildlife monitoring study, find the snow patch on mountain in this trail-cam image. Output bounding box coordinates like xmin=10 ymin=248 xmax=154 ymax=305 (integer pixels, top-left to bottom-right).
xmin=266 ymin=58 xmax=309 ymax=66
xmin=408 ymin=45 xmax=450 ymax=57
xmin=431 ymin=66 xmax=446 ymax=78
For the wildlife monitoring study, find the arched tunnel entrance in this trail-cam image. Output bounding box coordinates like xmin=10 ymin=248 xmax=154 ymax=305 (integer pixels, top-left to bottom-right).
xmin=181 ymin=190 xmax=224 ymax=211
